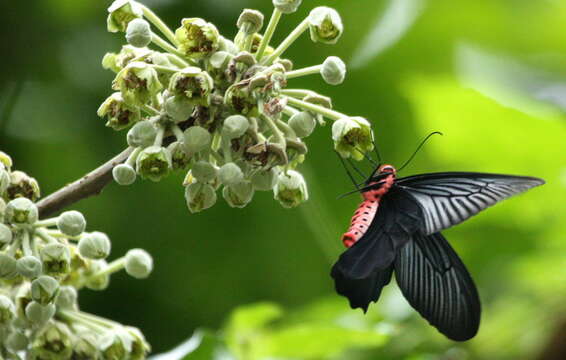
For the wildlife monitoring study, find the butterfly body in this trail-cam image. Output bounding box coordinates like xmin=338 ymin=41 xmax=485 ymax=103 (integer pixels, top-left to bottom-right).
xmin=332 ymin=166 xmax=544 ymax=341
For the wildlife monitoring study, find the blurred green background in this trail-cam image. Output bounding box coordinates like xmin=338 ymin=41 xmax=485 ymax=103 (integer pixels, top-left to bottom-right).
xmin=1 ymin=0 xmax=566 ymax=359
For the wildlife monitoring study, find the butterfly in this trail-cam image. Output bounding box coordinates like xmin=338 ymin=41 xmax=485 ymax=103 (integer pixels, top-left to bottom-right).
xmin=331 ymin=138 xmax=545 ymax=341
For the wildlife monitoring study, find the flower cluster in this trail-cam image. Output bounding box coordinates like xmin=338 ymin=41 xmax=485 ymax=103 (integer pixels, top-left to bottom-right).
xmin=0 ymin=151 xmax=152 ymax=359
xmin=99 ymin=0 xmax=374 ymax=213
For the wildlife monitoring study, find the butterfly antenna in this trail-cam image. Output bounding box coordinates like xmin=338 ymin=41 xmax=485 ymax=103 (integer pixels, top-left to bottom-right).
xmin=371 ymin=132 xmax=383 ymax=164
xmin=346 ymin=158 xmax=368 ymax=179
xmin=353 ymin=147 xmax=378 ymax=166
xmin=335 ymin=151 xmax=360 ymax=190
xmin=397 ymin=131 xmax=443 ymax=173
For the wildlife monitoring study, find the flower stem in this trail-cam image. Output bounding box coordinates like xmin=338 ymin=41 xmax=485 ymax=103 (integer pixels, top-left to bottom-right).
xmin=91 ymin=257 xmax=126 ymax=278
xmin=281 ymin=89 xmax=318 ymax=98
xmin=151 ymin=33 xmax=189 ymax=61
xmin=284 ymin=96 xmax=346 ymax=121
xmin=283 ymin=106 xmax=299 ymax=117
xmin=286 ymin=65 xmax=322 ymax=79
xmin=141 ymin=104 xmax=160 ymax=116
xmin=154 ymin=127 xmax=165 ymax=146
xmin=35 ymin=228 xmax=58 ymax=244
xmin=33 ymin=218 xmax=58 ymax=228
xmin=22 ymin=231 xmax=32 ymax=256
xmin=126 ymin=147 xmax=142 ymax=167
xmin=264 ymin=18 xmax=309 ymax=65
xmin=151 ymin=64 xmax=180 ymax=74
xmin=58 ymin=310 xmax=108 ymax=334
xmin=172 ymin=125 xmax=185 ymax=142
xmin=261 ymin=114 xmax=286 ymax=148
xmin=140 ymin=3 xmax=178 ymax=46
xmin=256 ymin=8 xmax=282 ymax=61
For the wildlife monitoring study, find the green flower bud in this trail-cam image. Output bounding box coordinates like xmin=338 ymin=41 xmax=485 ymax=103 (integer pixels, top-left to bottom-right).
xmin=273 ymin=0 xmax=302 ymax=14
xmin=184 ymin=182 xmax=217 ymax=213
xmin=31 ymin=275 xmax=60 ymax=305
xmin=321 ymin=56 xmax=346 ymax=85
xmin=25 ymin=301 xmax=55 ymax=325
xmin=274 ymin=170 xmax=309 ymax=208
xmin=0 ymin=223 xmax=12 ymax=244
xmin=28 ymin=321 xmax=73 ymax=359
xmin=168 ymin=142 xmax=191 ymax=170
xmin=73 ymin=332 xmax=99 ymax=360
xmin=127 ymin=120 xmax=157 ymax=148
xmin=289 ymin=111 xmax=316 ymax=138
xmin=0 ymin=295 xmax=15 ymax=324
xmin=251 ymin=168 xmax=279 ymax=191
xmin=102 ymin=52 xmax=121 ymax=73
xmin=126 ymin=326 xmax=151 ymax=360
xmin=175 ymin=18 xmax=220 ymax=59
xmin=222 ymin=115 xmax=249 ymax=140
xmin=57 ymin=210 xmax=86 ymax=237
xmin=126 ymin=18 xmax=151 ymax=48
xmin=78 ymin=232 xmax=112 ymax=260
xmin=0 ymin=167 xmax=9 ymax=194
xmin=223 ymin=182 xmax=254 ymax=208
xmin=183 ymin=126 xmax=211 ymax=153
xmin=219 ymin=36 xmax=240 ymax=54
xmin=276 ymin=58 xmax=294 ymax=71
xmin=55 ymin=286 xmax=78 ymax=311
xmin=6 ymin=330 xmax=29 ymax=352
xmin=136 ymin=146 xmax=172 ymax=182
xmin=125 ymin=248 xmax=153 ymax=279
xmin=0 ymin=151 xmax=13 ymax=169
xmin=97 ymin=92 xmax=141 ymax=131
xmin=16 ymin=256 xmax=42 ymax=278
xmin=308 ymin=7 xmax=343 ymax=44
xmin=218 ymin=163 xmax=244 ymax=186
xmin=7 ymin=170 xmax=41 ymax=201
xmin=237 ymin=9 xmax=264 ymax=34
xmin=209 ymin=51 xmax=233 ymax=70
xmin=40 ymin=243 xmax=71 ymax=275
xmin=164 ymin=96 xmax=194 ymax=122
xmin=224 ymin=85 xmax=258 ymax=116
xmin=168 ymin=67 xmax=214 ymax=106
xmin=192 ymin=161 xmax=218 ymax=183
xmin=332 ymin=116 xmax=374 ymax=161
xmin=103 ymin=45 xmax=149 ymax=73
xmin=113 ymin=164 xmax=137 ymax=186
xmin=107 ymin=0 xmax=143 ymax=33
xmin=85 ymin=260 xmax=110 ymax=291
xmin=0 ymin=254 xmax=17 ymax=279
xmin=5 ymin=197 xmax=38 ymax=224
xmin=113 ymin=61 xmax=162 ymax=106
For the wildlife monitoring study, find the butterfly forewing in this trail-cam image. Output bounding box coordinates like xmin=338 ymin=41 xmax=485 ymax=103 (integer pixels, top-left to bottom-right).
xmin=396 ymin=173 xmax=545 ymax=235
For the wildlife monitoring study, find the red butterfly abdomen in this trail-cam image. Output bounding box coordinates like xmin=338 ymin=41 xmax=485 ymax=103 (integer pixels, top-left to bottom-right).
xmin=341 ymin=198 xmax=380 ymax=248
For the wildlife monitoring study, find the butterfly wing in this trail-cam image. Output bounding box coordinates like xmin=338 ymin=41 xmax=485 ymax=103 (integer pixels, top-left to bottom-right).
xmin=395 ymin=232 xmax=481 ymax=341
xmin=396 ymin=172 xmax=544 ymax=235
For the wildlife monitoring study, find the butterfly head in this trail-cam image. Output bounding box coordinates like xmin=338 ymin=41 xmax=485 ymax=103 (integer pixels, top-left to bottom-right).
xmin=377 ymin=164 xmax=396 ymax=176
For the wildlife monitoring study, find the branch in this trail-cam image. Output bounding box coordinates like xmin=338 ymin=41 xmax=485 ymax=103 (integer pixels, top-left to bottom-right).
xmin=37 ymin=147 xmax=133 ymax=218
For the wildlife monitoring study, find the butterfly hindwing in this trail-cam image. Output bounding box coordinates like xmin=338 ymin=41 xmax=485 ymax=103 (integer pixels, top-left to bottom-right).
xmin=396 ymin=172 xmax=544 ymax=234
xmin=395 ymin=232 xmax=481 ymax=341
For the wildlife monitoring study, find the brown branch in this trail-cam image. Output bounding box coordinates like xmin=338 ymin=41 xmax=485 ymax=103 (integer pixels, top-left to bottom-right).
xmin=37 ymin=147 xmax=133 ymax=218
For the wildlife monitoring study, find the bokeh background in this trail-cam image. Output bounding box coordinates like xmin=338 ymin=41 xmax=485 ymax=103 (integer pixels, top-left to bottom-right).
xmin=1 ymin=0 xmax=566 ymax=359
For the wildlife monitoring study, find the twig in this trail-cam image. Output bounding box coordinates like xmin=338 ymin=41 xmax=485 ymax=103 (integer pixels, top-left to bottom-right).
xmin=37 ymin=148 xmax=133 ymax=218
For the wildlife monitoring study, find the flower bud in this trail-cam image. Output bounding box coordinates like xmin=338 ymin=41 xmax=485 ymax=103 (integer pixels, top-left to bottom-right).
xmin=308 ymin=7 xmax=343 ymax=44
xmin=107 ymin=0 xmax=143 ymax=33
xmin=28 ymin=321 xmax=72 ymax=359
xmin=168 ymin=141 xmax=191 ymax=170
xmin=55 ymin=286 xmax=78 ymax=311
xmin=126 ymin=326 xmax=151 ymax=360
xmin=332 ymin=116 xmax=374 ymax=160
xmin=0 ymin=151 xmax=13 ymax=169
xmin=209 ymin=51 xmax=233 ymax=70
xmin=25 ymin=301 xmax=55 ymax=325
xmin=40 ymin=243 xmax=71 ymax=275
xmin=103 ymin=45 xmax=149 ymax=73
xmin=57 ymin=210 xmax=86 ymax=237
xmin=113 ymin=61 xmax=163 ymax=106
xmin=251 ymin=168 xmax=279 ymax=191
xmin=169 ymin=67 xmax=214 ymax=106
xmin=222 ymin=115 xmax=249 ymax=140
xmin=289 ymin=111 xmax=316 ymax=138
xmin=183 ymin=126 xmax=212 ymax=153
xmin=274 ymin=170 xmax=309 ymax=208
xmin=0 ymin=167 xmax=9 ymax=194
xmin=5 ymin=197 xmax=38 ymax=224
xmin=127 ymin=120 xmax=157 ymax=148
xmin=113 ymin=163 xmax=137 ymax=185
xmin=237 ymin=9 xmax=264 ymax=34
xmin=218 ymin=163 xmax=244 ymax=186
xmin=164 ymin=96 xmax=194 ymax=122
xmin=321 ymin=56 xmax=346 ymax=85
xmin=0 ymin=295 xmax=15 ymax=325
xmin=223 ymin=182 xmax=254 ymax=208
xmin=78 ymin=232 xmax=112 ymax=260
xmin=85 ymin=260 xmax=110 ymax=291
xmin=175 ymin=18 xmax=220 ymax=59
xmin=98 ymin=92 xmax=141 ymax=130
xmin=31 ymin=275 xmax=60 ymax=305
xmin=16 ymin=256 xmax=42 ymax=278
xmin=192 ymin=161 xmax=218 ymax=183
xmin=126 ymin=18 xmax=152 ymax=48
xmin=99 ymin=329 xmax=132 ymax=360
xmin=273 ymin=0 xmax=302 ymax=14
xmin=0 ymin=223 xmax=12 ymax=244
xmin=6 ymin=330 xmax=29 ymax=352
xmin=184 ymin=182 xmax=217 ymax=213
xmin=136 ymin=146 xmax=172 ymax=182
xmin=125 ymin=249 xmax=153 ymax=279
xmin=7 ymin=170 xmax=41 ymax=201
xmin=0 ymin=254 xmax=17 ymax=279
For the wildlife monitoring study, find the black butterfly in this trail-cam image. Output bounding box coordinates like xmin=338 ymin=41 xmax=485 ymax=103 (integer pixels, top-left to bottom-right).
xmin=331 ymin=159 xmax=544 ymax=341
